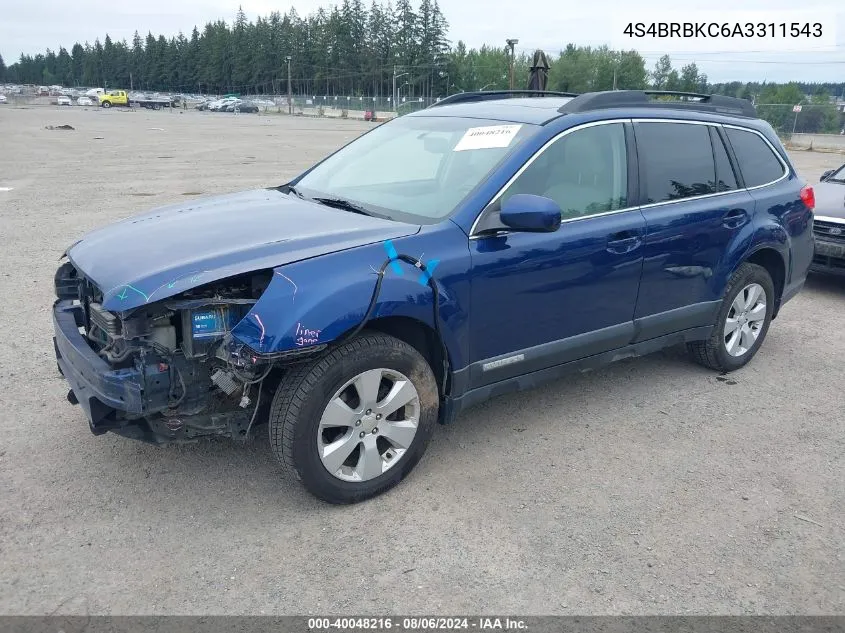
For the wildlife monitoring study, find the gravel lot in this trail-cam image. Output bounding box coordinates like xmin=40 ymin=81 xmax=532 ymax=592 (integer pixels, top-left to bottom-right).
xmin=0 ymin=106 xmax=843 ymax=616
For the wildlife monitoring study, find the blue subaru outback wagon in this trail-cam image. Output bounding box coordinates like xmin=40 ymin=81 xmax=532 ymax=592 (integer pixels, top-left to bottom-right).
xmin=53 ymin=90 xmax=815 ymax=503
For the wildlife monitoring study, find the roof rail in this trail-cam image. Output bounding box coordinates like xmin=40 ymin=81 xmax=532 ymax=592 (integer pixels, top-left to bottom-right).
xmin=558 ymin=90 xmax=757 ymax=118
xmin=429 ymin=90 xmax=579 ymax=108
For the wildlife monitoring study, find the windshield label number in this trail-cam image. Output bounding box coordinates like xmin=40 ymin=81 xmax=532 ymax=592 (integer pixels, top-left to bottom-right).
xmin=454 ymin=125 xmax=522 ymax=152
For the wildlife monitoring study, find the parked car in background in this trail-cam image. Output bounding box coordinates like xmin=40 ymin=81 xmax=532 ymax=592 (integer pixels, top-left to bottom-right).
xmin=224 ymin=100 xmax=260 ymax=113
xmin=208 ymin=97 xmax=239 ymax=111
xmin=76 ymin=96 xmax=94 ymax=106
xmin=0 ymin=95 xmax=7 ymax=104
xmin=810 ymin=163 xmax=845 ymax=276
xmin=51 ymin=89 xmax=814 ymax=503
xmin=57 ymin=95 xmax=72 ymax=106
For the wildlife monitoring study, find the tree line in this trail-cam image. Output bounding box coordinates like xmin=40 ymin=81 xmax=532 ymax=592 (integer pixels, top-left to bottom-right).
xmin=1 ymin=2 xmax=842 ymax=132
xmin=3 ymin=1 xmax=450 ymax=100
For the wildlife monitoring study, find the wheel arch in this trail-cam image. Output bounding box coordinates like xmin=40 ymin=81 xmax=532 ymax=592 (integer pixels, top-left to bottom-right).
xmin=743 ymin=247 xmax=787 ymax=318
xmin=359 ymin=316 xmax=450 ymax=398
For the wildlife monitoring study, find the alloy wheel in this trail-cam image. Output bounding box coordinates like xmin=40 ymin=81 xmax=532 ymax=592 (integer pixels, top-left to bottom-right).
xmin=724 ymin=282 xmax=767 ymax=357
xmin=317 ymin=368 xmax=420 ymax=482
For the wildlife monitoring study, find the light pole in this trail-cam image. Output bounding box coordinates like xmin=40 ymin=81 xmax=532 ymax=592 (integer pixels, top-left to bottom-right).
xmin=506 ymin=38 xmax=519 ymax=90
xmin=392 ymin=66 xmax=409 ymax=112
xmin=286 ymin=55 xmax=292 ymax=115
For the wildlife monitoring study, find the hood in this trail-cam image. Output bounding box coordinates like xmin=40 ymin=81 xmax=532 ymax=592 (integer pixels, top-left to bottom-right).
xmin=67 ymin=189 xmax=420 ymax=311
xmin=814 ymin=181 xmax=845 ymax=219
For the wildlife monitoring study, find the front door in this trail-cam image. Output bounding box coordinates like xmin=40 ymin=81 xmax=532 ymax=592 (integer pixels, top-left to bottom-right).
xmin=468 ymin=121 xmax=645 ymax=388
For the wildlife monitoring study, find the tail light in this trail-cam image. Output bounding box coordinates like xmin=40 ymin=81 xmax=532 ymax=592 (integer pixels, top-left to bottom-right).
xmin=800 ymin=185 xmax=815 ymax=210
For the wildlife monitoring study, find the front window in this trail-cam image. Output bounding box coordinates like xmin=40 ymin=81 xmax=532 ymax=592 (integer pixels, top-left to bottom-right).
xmin=294 ymin=116 xmax=537 ymax=223
xmin=499 ymin=122 xmax=628 ymax=219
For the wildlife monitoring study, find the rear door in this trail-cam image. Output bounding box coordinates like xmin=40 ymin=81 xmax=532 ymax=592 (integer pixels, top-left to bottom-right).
xmin=632 ymin=120 xmax=755 ymax=340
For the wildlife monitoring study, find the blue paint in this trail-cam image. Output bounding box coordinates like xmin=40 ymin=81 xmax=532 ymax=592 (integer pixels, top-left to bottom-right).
xmin=383 ymin=239 xmax=403 ymax=275
xmin=60 ymin=97 xmax=813 ymax=417
xmin=230 ymin=227 xmax=471 ymax=370
xmin=418 ymin=259 xmax=439 ymax=285
xmin=65 ymin=189 xmax=420 ymax=311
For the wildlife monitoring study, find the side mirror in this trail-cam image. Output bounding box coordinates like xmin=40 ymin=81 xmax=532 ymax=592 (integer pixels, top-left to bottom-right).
xmin=500 ymin=194 xmax=562 ymax=232
xmin=821 ymin=169 xmax=834 ymax=181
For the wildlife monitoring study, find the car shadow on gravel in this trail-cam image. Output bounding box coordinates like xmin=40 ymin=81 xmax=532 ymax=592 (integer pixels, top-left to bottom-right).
xmin=74 ymin=344 xmax=715 ymax=509
xmin=434 ymin=344 xmax=708 ymax=445
xmin=803 ymin=273 xmax=845 ymax=297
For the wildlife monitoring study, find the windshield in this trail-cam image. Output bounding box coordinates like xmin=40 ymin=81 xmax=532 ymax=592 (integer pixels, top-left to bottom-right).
xmin=294 ymin=115 xmax=537 ymax=223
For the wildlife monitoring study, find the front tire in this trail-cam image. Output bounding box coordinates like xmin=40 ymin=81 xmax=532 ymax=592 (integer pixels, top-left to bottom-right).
xmin=687 ymin=262 xmax=774 ymax=372
xmin=269 ymin=332 xmax=439 ymax=503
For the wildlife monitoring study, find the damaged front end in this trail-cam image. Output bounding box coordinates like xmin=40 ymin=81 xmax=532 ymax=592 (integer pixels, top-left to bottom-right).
xmin=53 ymin=261 xmax=284 ymax=444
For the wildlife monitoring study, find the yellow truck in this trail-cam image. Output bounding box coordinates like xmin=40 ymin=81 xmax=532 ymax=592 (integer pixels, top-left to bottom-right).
xmin=98 ymin=90 xmax=174 ymax=110
xmin=98 ymin=90 xmax=129 ymax=108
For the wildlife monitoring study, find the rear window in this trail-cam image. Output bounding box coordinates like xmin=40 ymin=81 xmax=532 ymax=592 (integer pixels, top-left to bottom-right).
xmin=725 ymin=127 xmax=786 ymax=188
xmin=635 ymin=122 xmax=717 ymax=203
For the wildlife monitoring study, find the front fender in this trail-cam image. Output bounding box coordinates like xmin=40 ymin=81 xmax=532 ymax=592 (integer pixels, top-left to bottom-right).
xmin=230 ymin=230 xmax=470 ymax=370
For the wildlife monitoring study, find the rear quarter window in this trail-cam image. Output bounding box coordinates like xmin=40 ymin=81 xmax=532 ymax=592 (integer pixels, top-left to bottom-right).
xmin=725 ymin=127 xmax=786 ymax=188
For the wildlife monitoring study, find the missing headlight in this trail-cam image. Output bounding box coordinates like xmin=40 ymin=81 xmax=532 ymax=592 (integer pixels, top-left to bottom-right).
xmin=181 ymin=304 xmax=251 ymax=357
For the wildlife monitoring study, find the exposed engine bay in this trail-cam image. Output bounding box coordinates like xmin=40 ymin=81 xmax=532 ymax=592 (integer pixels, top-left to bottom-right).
xmin=55 ymin=261 xmax=283 ymax=443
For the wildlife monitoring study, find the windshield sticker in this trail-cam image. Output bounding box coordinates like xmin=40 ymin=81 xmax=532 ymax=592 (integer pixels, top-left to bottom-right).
xmin=453 ymin=125 xmax=522 ymax=152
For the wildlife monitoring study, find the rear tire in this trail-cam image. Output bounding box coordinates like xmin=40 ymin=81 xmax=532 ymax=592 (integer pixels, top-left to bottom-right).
xmin=268 ymin=332 xmax=438 ymax=504
xmin=101 ymin=101 xmax=111 ymax=108
xmin=687 ymin=262 xmax=774 ymax=372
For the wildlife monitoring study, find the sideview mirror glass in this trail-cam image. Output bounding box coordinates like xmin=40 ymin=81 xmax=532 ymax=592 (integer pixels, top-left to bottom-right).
xmin=821 ymin=169 xmax=834 ymax=181
xmin=500 ymin=194 xmax=562 ymax=232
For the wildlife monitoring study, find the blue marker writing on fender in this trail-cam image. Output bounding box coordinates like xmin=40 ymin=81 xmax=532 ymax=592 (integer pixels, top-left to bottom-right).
xmin=116 ymin=284 xmax=150 ymax=302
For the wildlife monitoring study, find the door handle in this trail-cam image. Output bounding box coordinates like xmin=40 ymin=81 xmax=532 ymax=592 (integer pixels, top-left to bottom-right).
xmin=722 ymin=208 xmax=748 ymax=229
xmin=607 ymin=231 xmax=642 ymax=254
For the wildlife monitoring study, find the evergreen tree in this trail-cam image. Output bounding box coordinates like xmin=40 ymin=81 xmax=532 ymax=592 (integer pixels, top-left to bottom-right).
xmin=2 ymin=0 xmax=841 ymax=138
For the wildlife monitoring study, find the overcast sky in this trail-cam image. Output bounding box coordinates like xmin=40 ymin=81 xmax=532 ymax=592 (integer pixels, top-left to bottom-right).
xmin=1 ymin=0 xmax=843 ymax=84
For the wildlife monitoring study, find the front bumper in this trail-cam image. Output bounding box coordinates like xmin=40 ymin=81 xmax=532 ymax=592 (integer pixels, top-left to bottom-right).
xmin=52 ymin=300 xmax=146 ymax=433
xmin=810 ymin=238 xmax=845 ymax=277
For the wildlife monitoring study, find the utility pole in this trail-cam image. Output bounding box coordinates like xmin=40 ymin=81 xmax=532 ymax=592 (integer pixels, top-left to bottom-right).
xmin=286 ymin=55 xmax=292 ymax=115
xmin=392 ymin=65 xmax=408 ymax=113
xmin=506 ymin=38 xmax=519 ymax=90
